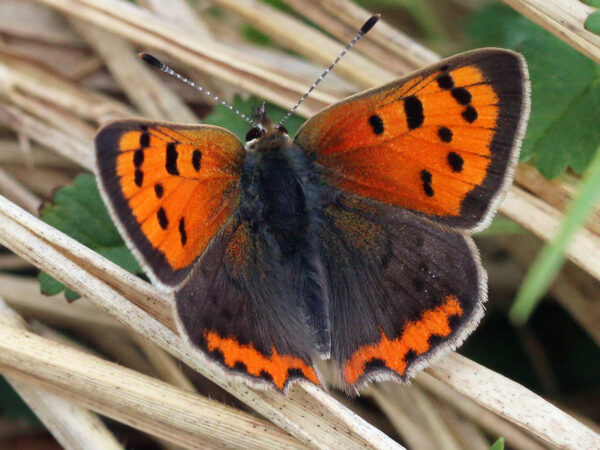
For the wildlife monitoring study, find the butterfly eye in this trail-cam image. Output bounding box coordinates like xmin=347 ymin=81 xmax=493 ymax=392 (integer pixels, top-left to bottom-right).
xmin=276 ymin=125 xmax=288 ymax=134
xmin=245 ymin=127 xmax=264 ymax=142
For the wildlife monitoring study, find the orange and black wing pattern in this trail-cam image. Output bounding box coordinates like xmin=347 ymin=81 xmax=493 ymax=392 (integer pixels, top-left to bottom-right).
xmin=175 ymin=218 xmax=321 ymax=391
xmin=96 ymin=120 xmax=244 ymax=287
xmin=296 ymin=49 xmax=530 ymax=232
xmin=319 ymin=196 xmax=485 ymax=391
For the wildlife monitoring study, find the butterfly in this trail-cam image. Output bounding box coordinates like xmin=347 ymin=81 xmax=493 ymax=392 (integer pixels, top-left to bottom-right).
xmin=94 ymin=16 xmax=530 ymax=393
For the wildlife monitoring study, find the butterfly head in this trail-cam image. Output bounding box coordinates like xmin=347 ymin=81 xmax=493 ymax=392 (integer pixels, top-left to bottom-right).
xmin=245 ymin=103 xmax=290 ymax=151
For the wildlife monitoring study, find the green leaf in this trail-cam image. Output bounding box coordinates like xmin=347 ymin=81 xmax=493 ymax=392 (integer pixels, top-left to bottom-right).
xmin=581 ymin=0 xmax=600 ymax=8
xmin=467 ymin=5 xmax=600 ymax=178
xmin=490 ymin=437 xmax=505 ymax=450
xmin=241 ymin=24 xmax=273 ymax=46
xmin=203 ymin=95 xmax=305 ymax=142
xmin=38 ymin=174 xmax=141 ymax=300
xmin=475 ymin=217 xmax=525 ymax=236
xmin=585 ymin=10 xmax=600 ymax=34
xmin=510 ymin=144 xmax=600 ymax=324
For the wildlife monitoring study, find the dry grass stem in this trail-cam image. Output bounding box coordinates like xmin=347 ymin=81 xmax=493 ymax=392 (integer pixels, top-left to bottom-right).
xmin=313 ymin=0 xmax=440 ymax=68
xmin=368 ymin=384 xmax=461 ymax=450
xmin=0 ymin=1 xmax=83 ymax=46
xmin=131 ymin=333 xmax=197 ymax=392
xmin=501 ymin=186 xmax=600 ymax=282
xmin=516 ymin=165 xmax=600 ymax=236
xmin=435 ymin=404 xmax=489 ymax=450
xmin=0 ymin=255 xmax=32 ymax=271
xmin=0 ymin=104 xmax=94 ymax=170
xmin=8 ymin=165 xmax=74 ymax=198
xmin=426 ymin=353 xmax=600 ymax=449
xmin=416 ymin=372 xmax=545 ymax=450
xmin=502 ymin=0 xmax=600 ymax=63
xmin=209 ymin=0 xmax=396 ymax=88
xmin=71 ymin=20 xmax=199 ymax=123
xmin=280 ymin=0 xmax=413 ymax=74
xmin=0 ymin=300 xmax=124 ymax=450
xmin=0 ymin=273 xmax=123 ymax=332
xmin=0 ymin=51 xmax=134 ymax=124
xmin=31 ymin=0 xmax=336 ymax=116
xmin=0 ymin=319 xmax=307 ymax=449
xmin=0 ymin=167 xmax=41 ymax=215
xmin=0 ymin=141 xmax=77 ymax=169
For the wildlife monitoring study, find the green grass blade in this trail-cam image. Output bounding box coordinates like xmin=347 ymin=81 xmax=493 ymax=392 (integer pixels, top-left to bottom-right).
xmin=510 ymin=146 xmax=600 ymax=325
xmin=490 ymin=437 xmax=505 ymax=450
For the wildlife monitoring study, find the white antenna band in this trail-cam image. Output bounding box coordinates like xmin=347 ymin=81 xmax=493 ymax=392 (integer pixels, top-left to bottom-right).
xmin=139 ymin=53 xmax=255 ymax=126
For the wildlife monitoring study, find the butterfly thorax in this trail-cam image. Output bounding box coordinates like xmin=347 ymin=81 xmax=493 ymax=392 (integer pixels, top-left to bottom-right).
xmin=240 ymin=131 xmax=315 ymax=256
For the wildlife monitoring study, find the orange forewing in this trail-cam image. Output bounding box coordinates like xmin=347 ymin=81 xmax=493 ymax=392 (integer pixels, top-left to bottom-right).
xmin=96 ymin=121 xmax=244 ymax=287
xmin=296 ymin=49 xmax=527 ymax=231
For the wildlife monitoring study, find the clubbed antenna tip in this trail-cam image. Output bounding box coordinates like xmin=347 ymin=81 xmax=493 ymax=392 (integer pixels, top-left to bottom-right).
xmin=139 ymin=53 xmax=165 ymax=70
xmin=361 ymin=14 xmax=380 ymax=35
xmin=277 ymin=13 xmax=382 ymax=127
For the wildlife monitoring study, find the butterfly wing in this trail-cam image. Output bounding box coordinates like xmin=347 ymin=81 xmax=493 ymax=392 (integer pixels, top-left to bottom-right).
xmin=175 ymin=217 xmax=320 ymax=391
xmin=320 ymin=195 xmax=485 ymax=390
xmin=95 ymin=120 xmax=244 ymax=288
xmin=295 ymin=49 xmax=530 ymax=232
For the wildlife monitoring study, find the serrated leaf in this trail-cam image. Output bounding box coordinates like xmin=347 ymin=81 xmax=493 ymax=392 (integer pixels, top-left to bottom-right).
xmin=467 ymin=5 xmax=600 ymax=178
xmin=38 ymin=174 xmax=141 ymax=300
xmin=490 ymin=437 xmax=505 ymax=450
xmin=585 ymin=10 xmax=600 ymax=34
xmin=203 ymin=95 xmax=305 ymax=142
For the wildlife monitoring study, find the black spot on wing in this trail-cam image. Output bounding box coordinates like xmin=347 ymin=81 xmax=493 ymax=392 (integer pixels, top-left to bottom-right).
xmin=447 ymin=152 xmax=464 ymax=172
xmin=438 ymin=127 xmax=453 ymax=143
xmin=154 ymin=183 xmax=164 ymax=198
xmin=436 ymin=74 xmax=454 ymax=90
xmin=462 ymin=106 xmax=478 ymax=123
xmin=420 ymin=170 xmax=434 ymax=197
xmin=166 ymin=143 xmax=179 ymax=175
xmin=404 ymin=96 xmax=424 ymax=130
xmin=451 ymin=88 xmax=472 ymax=105
xmin=134 ymin=169 xmax=143 ymax=187
xmin=139 ymin=132 xmax=150 ymax=148
xmin=133 ymin=149 xmax=144 ymax=167
xmin=157 ymin=207 xmax=169 ymax=229
xmin=259 ymin=370 xmax=273 ymax=382
xmin=368 ymin=114 xmax=384 ymax=135
xmin=233 ymin=361 xmax=247 ymax=372
xmin=364 ymin=358 xmax=387 ymax=372
xmin=192 ymin=150 xmax=202 ymax=171
xmin=179 ymin=217 xmax=187 ymax=245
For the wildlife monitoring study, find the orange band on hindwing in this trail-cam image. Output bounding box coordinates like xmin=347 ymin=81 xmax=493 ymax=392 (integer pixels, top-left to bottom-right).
xmin=343 ymin=296 xmax=463 ymax=385
xmin=204 ymin=331 xmax=319 ymax=390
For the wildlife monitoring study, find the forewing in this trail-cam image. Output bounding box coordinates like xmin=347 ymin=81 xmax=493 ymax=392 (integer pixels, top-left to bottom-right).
xmin=296 ymin=49 xmax=529 ymax=232
xmin=320 ymin=196 xmax=485 ymax=391
xmin=95 ymin=120 xmax=244 ymax=288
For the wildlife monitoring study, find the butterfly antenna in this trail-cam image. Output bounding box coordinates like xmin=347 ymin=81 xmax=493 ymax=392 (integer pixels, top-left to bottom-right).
xmin=277 ymin=14 xmax=380 ymax=127
xmin=139 ymin=53 xmax=256 ymax=126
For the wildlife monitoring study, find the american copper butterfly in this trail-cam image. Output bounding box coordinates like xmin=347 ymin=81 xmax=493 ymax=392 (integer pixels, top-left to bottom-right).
xmin=95 ymin=16 xmax=530 ymax=392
